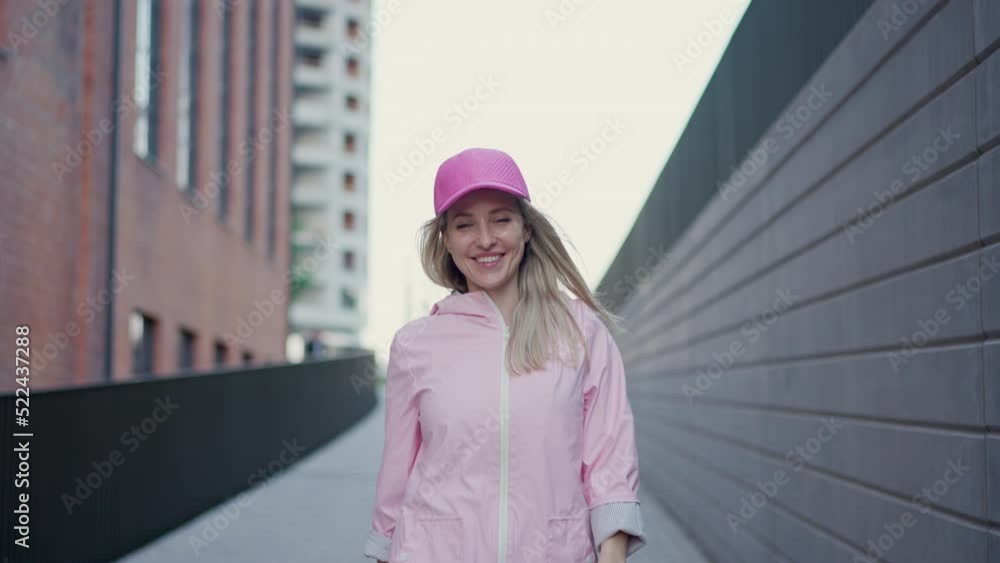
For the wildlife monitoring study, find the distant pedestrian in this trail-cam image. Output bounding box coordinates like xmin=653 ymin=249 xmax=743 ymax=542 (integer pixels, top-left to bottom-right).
xmin=304 ymin=331 xmax=325 ymax=360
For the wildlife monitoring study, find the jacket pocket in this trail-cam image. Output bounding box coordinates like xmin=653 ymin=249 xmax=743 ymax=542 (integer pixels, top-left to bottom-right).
xmin=395 ymin=514 xmax=464 ymax=563
xmin=545 ymin=512 xmax=595 ymax=563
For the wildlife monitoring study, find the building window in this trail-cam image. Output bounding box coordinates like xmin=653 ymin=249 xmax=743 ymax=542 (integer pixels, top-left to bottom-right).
xmin=346 ymin=94 xmax=358 ymax=111
xmin=343 ymin=210 xmax=355 ymax=231
xmin=245 ymin=0 xmax=259 ymax=244
xmin=343 ymin=250 xmax=354 ymax=271
xmin=346 ymin=56 xmax=359 ymax=77
xmin=347 ymin=18 xmax=359 ymax=38
xmin=178 ymin=328 xmax=197 ymax=371
xmin=176 ymin=0 xmax=198 ymax=189
xmin=218 ymin=6 xmax=233 ymax=222
xmin=133 ymin=0 xmax=162 ymax=161
xmin=297 ymin=7 xmax=323 ymax=28
xmin=214 ymin=340 xmax=228 ymax=366
xmin=129 ymin=311 xmax=157 ymax=377
xmin=343 ymin=172 xmax=355 ymax=192
xmin=341 ymin=287 xmax=357 ymax=310
xmin=344 ymin=132 xmax=355 ymax=153
xmin=301 ymin=49 xmax=322 ymax=68
xmin=268 ymin=0 xmax=280 ymax=260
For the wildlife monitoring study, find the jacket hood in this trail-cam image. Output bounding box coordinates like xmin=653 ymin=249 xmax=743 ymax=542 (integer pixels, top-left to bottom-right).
xmin=429 ymin=289 xmax=579 ymax=327
xmin=428 ymin=290 xmax=500 ymax=325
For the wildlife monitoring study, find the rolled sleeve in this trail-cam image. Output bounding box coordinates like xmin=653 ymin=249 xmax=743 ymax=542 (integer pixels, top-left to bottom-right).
xmin=579 ymin=302 xmax=646 ymax=557
xmin=364 ymin=530 xmax=392 ymax=561
xmin=590 ymin=501 xmax=648 ymax=557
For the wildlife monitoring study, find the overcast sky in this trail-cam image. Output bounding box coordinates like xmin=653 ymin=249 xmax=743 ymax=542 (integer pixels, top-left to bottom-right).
xmin=364 ymin=0 xmax=749 ymax=354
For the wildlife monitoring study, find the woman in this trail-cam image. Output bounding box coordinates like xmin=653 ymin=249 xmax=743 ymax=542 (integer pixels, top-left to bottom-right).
xmin=363 ymin=147 xmax=647 ymax=562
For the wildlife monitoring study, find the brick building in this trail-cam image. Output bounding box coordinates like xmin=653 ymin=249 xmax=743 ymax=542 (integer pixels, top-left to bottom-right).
xmin=0 ymin=0 xmax=295 ymax=392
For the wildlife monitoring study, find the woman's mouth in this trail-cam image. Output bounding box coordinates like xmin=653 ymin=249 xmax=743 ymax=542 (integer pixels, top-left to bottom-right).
xmin=474 ymin=253 xmax=505 ymax=269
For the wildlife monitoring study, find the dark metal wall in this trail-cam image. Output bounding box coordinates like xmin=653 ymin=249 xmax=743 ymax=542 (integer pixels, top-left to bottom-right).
xmin=602 ymin=0 xmax=999 ymax=561
xmin=599 ymin=0 xmax=875 ymax=310
xmin=0 ymin=356 xmax=377 ymax=563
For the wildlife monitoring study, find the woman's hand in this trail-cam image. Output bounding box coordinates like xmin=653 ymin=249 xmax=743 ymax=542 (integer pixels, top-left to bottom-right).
xmin=597 ymin=531 xmax=629 ymax=563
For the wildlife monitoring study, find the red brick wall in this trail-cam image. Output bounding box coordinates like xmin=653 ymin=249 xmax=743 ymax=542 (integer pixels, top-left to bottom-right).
xmin=0 ymin=0 xmax=115 ymax=391
xmin=0 ymin=0 xmax=294 ymax=392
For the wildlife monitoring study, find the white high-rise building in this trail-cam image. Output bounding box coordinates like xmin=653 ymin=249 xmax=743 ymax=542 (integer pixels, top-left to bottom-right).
xmin=288 ymin=0 xmax=371 ymax=358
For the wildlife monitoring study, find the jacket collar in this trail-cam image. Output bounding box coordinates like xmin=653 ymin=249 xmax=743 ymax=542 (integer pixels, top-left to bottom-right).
xmin=430 ymin=290 xmax=503 ymax=328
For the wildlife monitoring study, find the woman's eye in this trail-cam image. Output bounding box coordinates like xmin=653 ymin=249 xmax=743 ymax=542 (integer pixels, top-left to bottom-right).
xmin=457 ymin=224 xmax=471 ymax=230
xmin=497 ymin=218 xmax=511 ymax=224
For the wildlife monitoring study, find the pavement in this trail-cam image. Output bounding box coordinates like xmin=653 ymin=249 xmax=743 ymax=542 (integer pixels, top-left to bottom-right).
xmin=117 ymin=388 xmax=708 ymax=563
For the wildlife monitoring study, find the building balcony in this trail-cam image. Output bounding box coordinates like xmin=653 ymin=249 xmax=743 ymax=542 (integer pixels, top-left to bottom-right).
xmin=293 ymin=227 xmax=330 ymax=244
xmin=295 ymin=26 xmax=334 ymax=50
xmin=292 ymin=144 xmax=333 ymax=168
xmin=293 ymin=98 xmax=333 ymax=126
xmin=291 ymin=186 xmax=328 ymax=208
xmin=293 ymin=63 xmax=331 ymax=89
xmin=290 ymin=301 xmax=363 ymax=331
xmin=336 ymin=107 xmax=369 ymax=131
xmin=296 ymin=0 xmax=335 ymax=11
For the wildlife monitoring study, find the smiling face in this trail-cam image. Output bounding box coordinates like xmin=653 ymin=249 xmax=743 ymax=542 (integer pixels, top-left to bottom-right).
xmin=442 ymin=188 xmax=532 ymax=294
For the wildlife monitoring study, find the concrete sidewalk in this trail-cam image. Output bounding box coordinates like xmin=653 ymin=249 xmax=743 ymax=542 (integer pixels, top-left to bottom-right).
xmin=117 ymin=389 xmax=708 ymax=563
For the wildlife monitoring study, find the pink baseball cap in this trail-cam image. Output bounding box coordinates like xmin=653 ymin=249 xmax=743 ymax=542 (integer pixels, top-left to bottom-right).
xmin=433 ymin=148 xmax=531 ymax=216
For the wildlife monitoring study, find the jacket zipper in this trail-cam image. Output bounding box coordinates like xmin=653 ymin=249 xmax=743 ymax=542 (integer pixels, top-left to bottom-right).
xmin=484 ymin=294 xmax=510 ymax=563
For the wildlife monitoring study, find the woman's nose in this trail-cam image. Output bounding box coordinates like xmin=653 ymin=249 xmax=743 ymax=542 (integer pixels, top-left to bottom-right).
xmin=477 ymin=225 xmax=497 ymax=247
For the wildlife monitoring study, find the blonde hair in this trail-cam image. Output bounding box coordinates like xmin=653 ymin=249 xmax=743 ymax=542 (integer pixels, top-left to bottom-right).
xmin=418 ymin=197 xmax=625 ymax=376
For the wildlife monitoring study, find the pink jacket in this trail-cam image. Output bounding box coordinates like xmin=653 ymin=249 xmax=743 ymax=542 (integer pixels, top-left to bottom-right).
xmin=364 ymin=290 xmax=647 ymax=563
